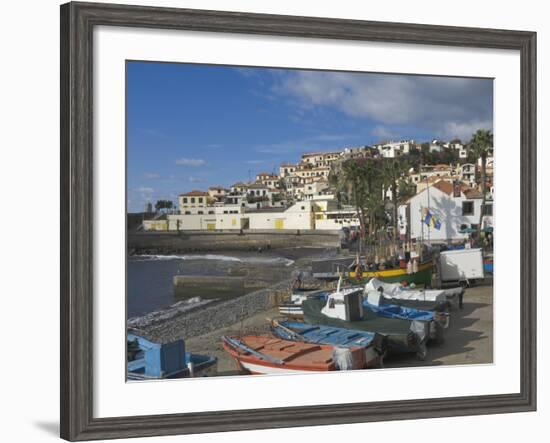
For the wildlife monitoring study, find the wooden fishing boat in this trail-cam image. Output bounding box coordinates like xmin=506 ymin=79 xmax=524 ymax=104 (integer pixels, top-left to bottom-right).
xmin=349 ymin=261 xmax=433 ymax=286
xmin=270 ymin=319 xmax=386 ymax=368
xmin=221 ymin=335 xmax=365 ymax=375
xmin=127 ymin=333 xmax=217 ymax=380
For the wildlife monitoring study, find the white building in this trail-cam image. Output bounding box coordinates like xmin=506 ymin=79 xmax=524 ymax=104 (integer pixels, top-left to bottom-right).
xmin=340 ymin=145 xmax=373 ymax=160
xmin=279 ymin=163 xmax=297 ymax=178
xmin=167 ymin=205 xmax=246 ymax=231
xmin=398 ymin=180 xmax=493 ymax=243
xmin=153 ymin=199 xmax=353 ymax=232
xmin=303 ymin=179 xmax=331 ymax=200
xmin=255 ymin=172 xmax=280 ymax=188
xmin=178 ymin=190 xmax=212 ymax=215
xmin=429 ymin=139 xmax=444 ymax=153
xmin=301 ymin=151 xmax=341 ymax=168
xmin=459 ymin=163 xmax=476 ymax=184
xmin=409 ymin=164 xmax=454 ymax=184
xmin=208 ymin=186 xmax=227 ymax=202
xmin=373 ymin=140 xmax=415 ymax=158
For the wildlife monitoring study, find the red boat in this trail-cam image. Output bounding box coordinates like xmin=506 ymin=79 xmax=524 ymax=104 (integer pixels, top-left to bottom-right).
xmin=222 ymin=335 xmax=365 ymax=375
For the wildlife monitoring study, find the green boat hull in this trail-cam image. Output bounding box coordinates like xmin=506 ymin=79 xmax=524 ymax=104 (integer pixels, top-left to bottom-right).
xmin=349 ymin=265 xmax=433 ymax=287
xmin=302 ymin=299 xmax=427 ymax=357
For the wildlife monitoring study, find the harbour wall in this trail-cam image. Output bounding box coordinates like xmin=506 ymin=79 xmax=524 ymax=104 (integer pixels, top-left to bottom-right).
xmin=128 ymin=230 xmax=341 ymax=254
xmin=128 ymin=279 xmax=294 ymax=343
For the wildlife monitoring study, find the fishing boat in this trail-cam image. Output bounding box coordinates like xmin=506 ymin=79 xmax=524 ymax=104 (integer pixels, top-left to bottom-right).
xmin=127 ymin=333 xmax=217 ymax=380
xmin=302 ymin=284 xmax=433 ymax=359
xmin=364 ymin=278 xmax=464 ymax=311
xmin=362 ymin=291 xmax=448 ymax=342
xmin=312 ymin=256 xmax=433 ymax=286
xmin=349 ymin=260 xmax=433 ymax=286
xmin=221 ymin=335 xmax=365 ymax=375
xmin=277 ymin=288 xmax=329 ymax=319
xmin=270 ymin=319 xmax=386 ymax=368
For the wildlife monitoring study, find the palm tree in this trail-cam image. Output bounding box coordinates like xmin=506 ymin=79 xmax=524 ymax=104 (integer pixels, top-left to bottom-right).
xmin=340 ymin=157 xmax=384 ymax=255
xmin=469 ymin=129 xmax=493 ymax=240
xmin=382 ymin=158 xmax=409 ymax=244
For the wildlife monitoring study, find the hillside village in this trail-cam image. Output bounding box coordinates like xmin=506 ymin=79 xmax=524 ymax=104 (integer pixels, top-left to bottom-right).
xmin=142 ymin=136 xmax=494 ymax=245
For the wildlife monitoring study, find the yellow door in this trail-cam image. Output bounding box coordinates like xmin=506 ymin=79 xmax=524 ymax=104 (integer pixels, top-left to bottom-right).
xmin=207 ymin=223 xmax=216 ymax=230
xmin=275 ymin=218 xmax=284 ymax=230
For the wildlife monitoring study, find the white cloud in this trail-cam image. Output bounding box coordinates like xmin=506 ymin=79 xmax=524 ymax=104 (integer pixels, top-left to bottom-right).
xmin=175 ymin=158 xmax=206 ymax=167
xmin=273 ymin=71 xmax=493 ymax=140
xmin=371 ymin=125 xmax=400 ymax=141
xmin=442 ymin=120 xmax=493 ymax=142
xmin=136 ymin=186 xmax=154 ymax=194
xmin=144 ymin=172 xmax=160 ymax=179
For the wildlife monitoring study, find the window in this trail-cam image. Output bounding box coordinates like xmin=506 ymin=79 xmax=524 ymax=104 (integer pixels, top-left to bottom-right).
xmin=223 ymin=210 xmax=228 ymax=214
xmin=462 ymin=201 xmax=474 ymax=216
xmin=183 ymin=197 xmax=188 ymax=204
xmin=197 ymin=211 xmax=203 ymax=215
xmin=198 ymin=197 xmax=203 ymax=203
xmin=191 ymin=197 xmax=195 ymax=204
xmin=184 ymin=211 xmax=191 ymax=215
xmin=208 ymin=210 xmax=215 ymax=215
xmin=301 ymin=206 xmax=305 ymax=210
xmin=483 ymin=204 xmax=493 ymax=216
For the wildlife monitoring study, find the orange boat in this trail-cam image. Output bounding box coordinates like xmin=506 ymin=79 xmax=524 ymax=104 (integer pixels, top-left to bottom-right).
xmin=222 ymin=335 xmax=365 ymax=375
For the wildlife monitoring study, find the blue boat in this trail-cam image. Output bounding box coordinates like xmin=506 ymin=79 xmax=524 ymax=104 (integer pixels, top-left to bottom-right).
xmin=363 ymin=291 xmax=449 ymax=342
xmin=127 ymin=333 xmax=217 ymax=380
xmin=363 ymin=299 xmax=435 ymax=322
xmin=270 ymin=319 xmax=385 ymax=368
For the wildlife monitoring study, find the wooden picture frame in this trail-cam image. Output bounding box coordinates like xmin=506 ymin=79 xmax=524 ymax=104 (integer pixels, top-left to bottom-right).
xmin=60 ymin=1 xmax=536 ymax=440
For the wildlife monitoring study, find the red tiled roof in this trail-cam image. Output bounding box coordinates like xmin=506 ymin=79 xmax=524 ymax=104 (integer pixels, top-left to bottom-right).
xmin=432 ymin=180 xmax=454 ymax=195
xmin=463 ymin=188 xmax=483 ymax=199
xmin=430 ymin=180 xmax=483 ymax=199
xmin=180 ymin=190 xmax=209 ymax=196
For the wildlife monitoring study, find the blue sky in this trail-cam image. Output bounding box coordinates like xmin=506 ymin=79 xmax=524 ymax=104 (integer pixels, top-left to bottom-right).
xmin=127 ymin=61 xmax=493 ymax=212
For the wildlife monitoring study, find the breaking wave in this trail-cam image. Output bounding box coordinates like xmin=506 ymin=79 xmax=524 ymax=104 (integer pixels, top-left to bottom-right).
xmin=131 ymin=254 xmax=294 ymax=266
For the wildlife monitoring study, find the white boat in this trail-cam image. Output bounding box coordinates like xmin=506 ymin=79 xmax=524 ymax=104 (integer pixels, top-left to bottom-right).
xmin=278 ymin=288 xmax=329 ymax=319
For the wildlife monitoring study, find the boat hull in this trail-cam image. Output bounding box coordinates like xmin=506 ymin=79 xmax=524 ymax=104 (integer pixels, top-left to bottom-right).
xmin=302 ymin=299 xmax=428 ymax=357
xmin=349 ymin=262 xmax=433 ymax=286
xmin=222 ymin=335 xmax=365 ymax=374
xmin=271 ymin=321 xmax=385 ymax=368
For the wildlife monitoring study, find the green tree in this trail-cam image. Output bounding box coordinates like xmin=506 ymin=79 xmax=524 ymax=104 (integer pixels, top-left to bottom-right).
xmin=155 ymin=199 xmax=173 ymax=213
xmin=469 ymin=129 xmax=493 ymax=239
xmin=340 ymin=158 xmax=385 ymax=254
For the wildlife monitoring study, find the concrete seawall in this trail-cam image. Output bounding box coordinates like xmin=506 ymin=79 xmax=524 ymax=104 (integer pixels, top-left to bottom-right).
xmin=128 ymin=230 xmax=341 ymax=254
xmin=128 ymin=279 xmax=293 ymax=343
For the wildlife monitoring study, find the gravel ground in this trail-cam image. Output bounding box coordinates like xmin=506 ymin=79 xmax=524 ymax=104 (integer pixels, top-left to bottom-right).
xmin=186 ymin=282 xmax=493 ymax=375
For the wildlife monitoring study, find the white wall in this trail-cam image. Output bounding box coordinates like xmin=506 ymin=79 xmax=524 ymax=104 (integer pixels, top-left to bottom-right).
xmin=404 ymin=186 xmax=483 ymax=242
xmin=1 ymin=1 xmax=547 ymax=443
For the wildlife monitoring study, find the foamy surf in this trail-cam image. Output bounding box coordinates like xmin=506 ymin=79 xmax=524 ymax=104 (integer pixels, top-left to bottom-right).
xmin=131 ymin=254 xmax=294 ymax=266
